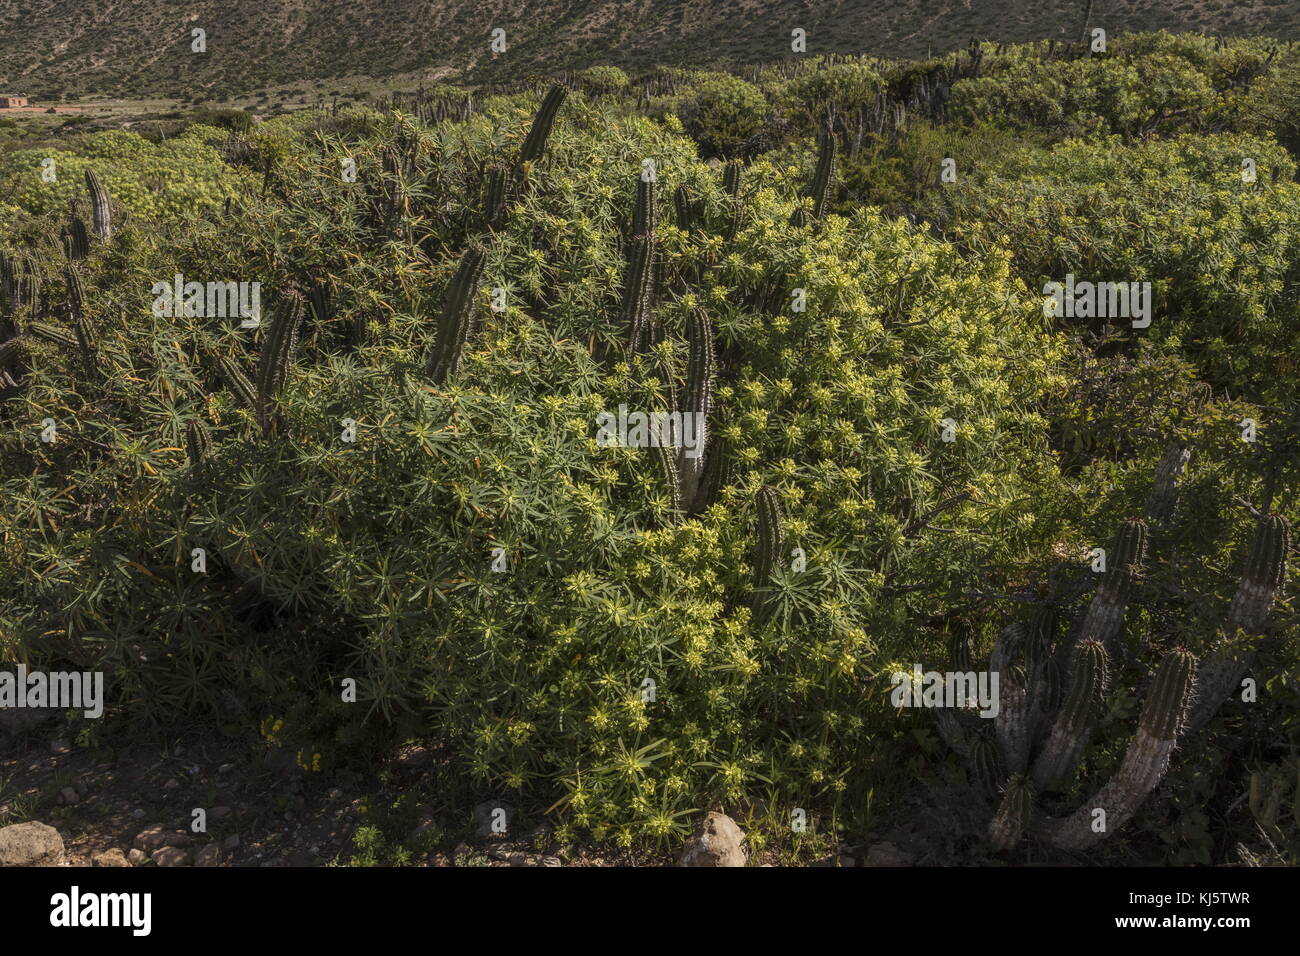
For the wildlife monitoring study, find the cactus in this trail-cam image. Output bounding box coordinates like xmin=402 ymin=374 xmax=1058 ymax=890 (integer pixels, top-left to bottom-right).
xmin=1075 ymin=517 xmax=1148 ymax=658
xmin=65 ymin=216 xmax=90 ymax=261
xmin=995 ymin=662 xmax=1031 ymax=775
xmin=689 ymin=434 xmax=730 ymax=515
xmin=1030 ymin=639 xmax=1109 ymax=791
xmin=674 ymin=183 xmax=699 ymax=232
xmin=1187 ymin=513 xmax=1290 ymax=733
xmin=85 ymin=169 xmax=112 ymax=240
xmin=751 ymin=486 xmax=785 ymax=623
xmin=631 ymin=175 xmax=657 ymax=239
xmin=950 ymin=625 xmax=973 ymax=673
xmin=28 ymin=322 xmax=78 ymax=349
xmin=483 ymin=164 xmax=509 ymax=230
xmin=64 ymin=267 xmax=96 ymax=375
xmin=428 ymin=246 xmax=487 ymax=385
xmin=1144 ymin=442 xmax=1191 ymax=522
xmin=306 ymin=277 xmax=332 ymax=326
xmin=970 ymin=732 xmax=1004 ymax=799
xmin=517 ymin=84 xmax=568 ymax=167
xmin=678 ymin=308 xmax=714 ymax=503
xmin=722 ymin=160 xmax=742 ymax=199
xmin=810 ymin=130 xmax=838 ymax=219
xmin=1043 ymin=648 xmax=1196 ymax=850
xmin=653 ymin=436 xmax=682 ymax=521
xmin=255 ymin=292 xmax=307 ymax=434
xmin=186 ymin=417 xmax=213 ymax=465
xmin=988 ymin=774 xmax=1033 ymax=853
xmin=218 ymin=353 xmax=258 ymax=412
xmin=621 ymin=235 xmax=656 ymax=358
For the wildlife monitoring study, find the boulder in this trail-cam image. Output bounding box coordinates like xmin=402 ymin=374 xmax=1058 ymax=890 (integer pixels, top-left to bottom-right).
xmin=0 ymin=821 xmax=65 ymax=866
xmin=679 ymin=812 xmax=746 ymax=867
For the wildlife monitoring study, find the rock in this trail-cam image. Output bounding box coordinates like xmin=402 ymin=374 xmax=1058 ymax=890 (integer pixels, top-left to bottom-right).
xmin=396 ymin=745 xmax=431 ymax=769
xmin=131 ymin=809 xmax=145 ymax=820
xmin=540 ymin=856 xmax=562 ymax=867
xmin=222 ymin=835 xmax=241 ymax=851
xmin=49 ymin=738 xmax=71 ymax=755
xmin=210 ymin=806 xmax=232 ymax=820
xmin=152 ymin=846 xmax=190 ymax=867
xmin=58 ymin=787 xmax=80 ymax=805
xmin=217 ymin=763 xmax=235 ymax=775
xmin=194 ymin=844 xmax=222 ymax=867
xmin=162 ymin=778 xmax=180 ymax=790
xmin=92 ymin=848 xmax=130 ymax=868
xmin=864 ymin=841 xmax=914 ymax=867
xmin=133 ymin=825 xmax=192 ymax=852
xmin=127 ymin=849 xmax=147 ymax=866
xmin=0 ymin=821 xmax=65 ymax=866
xmin=680 ymin=812 xmax=747 ymax=867
xmin=472 ymin=801 xmax=514 ymax=837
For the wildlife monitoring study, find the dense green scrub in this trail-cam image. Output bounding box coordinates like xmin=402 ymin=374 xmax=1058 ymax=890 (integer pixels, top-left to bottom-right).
xmin=1 ymin=33 xmax=1296 ymax=860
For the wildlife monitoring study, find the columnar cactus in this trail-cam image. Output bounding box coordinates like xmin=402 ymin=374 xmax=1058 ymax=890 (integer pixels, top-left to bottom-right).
xmin=989 ymin=774 xmax=1033 ymax=853
xmin=186 ymin=417 xmax=213 ymax=465
xmin=428 ymin=246 xmax=487 ymax=385
xmin=255 ymin=291 xmax=307 ymax=435
xmin=218 ymin=354 xmax=258 ymax=411
xmin=64 ymin=267 xmax=96 ymax=375
xmin=517 ymin=84 xmax=568 ymax=167
xmin=631 ymin=175 xmax=657 ymax=240
xmin=65 ymin=216 xmax=90 ymax=261
xmin=809 ymin=130 xmax=838 ymax=219
xmin=1187 ymin=513 xmax=1290 ymax=733
xmin=751 ymin=485 xmax=785 ymax=624
xmin=1143 ymin=442 xmax=1191 ymax=522
xmin=85 ymin=169 xmax=112 ymax=240
xmin=1075 ymin=517 xmax=1148 ymax=658
xmin=483 ymin=165 xmax=509 ymax=230
xmin=653 ymin=438 xmax=682 ymax=521
xmin=621 ymin=235 xmax=656 ymax=358
xmin=1043 ymin=648 xmax=1196 ymax=850
xmin=28 ymin=322 xmax=78 ymax=349
xmin=674 ymin=183 xmax=699 ymax=232
xmin=678 ymin=308 xmax=714 ymax=504
xmin=1030 ymin=639 xmax=1109 ymax=791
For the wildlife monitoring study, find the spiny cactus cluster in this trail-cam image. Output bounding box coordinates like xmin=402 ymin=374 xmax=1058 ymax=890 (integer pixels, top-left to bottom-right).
xmin=85 ymin=169 xmax=113 ymax=241
xmin=790 ymin=130 xmax=837 ymax=227
xmin=940 ymin=447 xmax=1291 ymax=852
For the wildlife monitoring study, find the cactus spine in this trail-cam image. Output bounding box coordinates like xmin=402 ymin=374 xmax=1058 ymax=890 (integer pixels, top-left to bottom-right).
xmin=85 ymin=169 xmax=112 ymax=240
xmin=428 ymin=246 xmax=487 ymax=385
xmin=678 ymin=308 xmax=714 ymax=505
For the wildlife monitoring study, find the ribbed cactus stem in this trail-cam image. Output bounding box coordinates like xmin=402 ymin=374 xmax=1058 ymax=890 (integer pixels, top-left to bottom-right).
xmin=689 ymin=434 xmax=730 ymax=515
xmin=1143 ymin=442 xmax=1191 ymax=522
xmin=1030 ymin=639 xmax=1109 ymax=791
xmin=653 ymin=438 xmax=682 ymax=521
xmin=428 ymin=246 xmax=487 ymax=385
xmin=255 ymin=291 xmax=307 ymax=434
xmin=1045 ymin=648 xmax=1196 ymax=850
xmin=65 ymin=267 xmax=96 ymax=375
xmin=483 ymin=165 xmax=508 ymax=229
xmin=218 ymin=354 xmax=258 ymax=411
xmin=674 ymin=183 xmax=697 ymax=232
xmin=631 ymin=175 xmax=657 ymax=239
xmin=66 ymin=216 xmax=90 ymax=261
xmin=988 ymin=774 xmax=1033 ymax=852
xmin=678 ymin=308 xmax=714 ymax=502
xmin=950 ymin=625 xmax=973 ymax=673
xmin=809 ymin=130 xmax=838 ymax=219
xmin=1076 ymin=517 xmax=1148 ymax=658
xmin=752 ymin=485 xmax=785 ymax=623
xmin=1188 ymin=514 xmax=1290 ymax=733
xmin=28 ymin=322 xmax=78 ymax=349
xmin=722 ymin=160 xmax=742 ymax=198
xmin=186 ymin=418 xmax=213 ymax=465
xmin=995 ymin=662 xmax=1031 ymax=775
xmin=621 ymin=235 xmax=656 ymax=358
xmin=970 ymin=733 xmax=1004 ymax=800
xmin=85 ymin=169 xmax=112 ymax=240
xmin=518 ymin=84 xmax=568 ymax=166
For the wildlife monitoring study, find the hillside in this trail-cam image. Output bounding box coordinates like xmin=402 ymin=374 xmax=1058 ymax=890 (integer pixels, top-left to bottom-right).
xmin=4 ymin=0 xmax=1300 ymax=99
